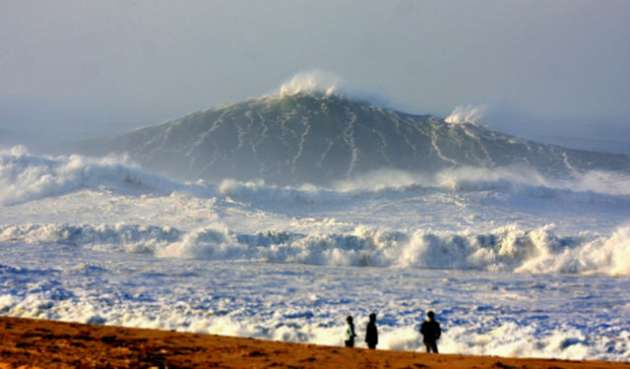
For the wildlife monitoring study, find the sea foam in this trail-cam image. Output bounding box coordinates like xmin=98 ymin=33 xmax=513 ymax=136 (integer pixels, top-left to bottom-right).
xmin=2 ymin=222 xmax=630 ymax=276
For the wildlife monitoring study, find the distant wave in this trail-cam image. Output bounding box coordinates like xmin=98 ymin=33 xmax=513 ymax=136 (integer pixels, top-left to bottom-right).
xmin=2 ymin=222 xmax=629 ymax=276
xmin=333 ymin=166 xmax=630 ymax=197
xmin=2 ymin=147 xmax=630 ymax=207
xmin=219 ymin=167 xmax=630 ymax=211
xmin=0 ymin=146 xmax=210 ymax=205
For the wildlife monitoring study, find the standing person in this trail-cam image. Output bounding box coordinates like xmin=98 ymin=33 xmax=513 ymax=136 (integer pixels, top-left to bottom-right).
xmin=344 ymin=316 xmax=357 ymax=348
xmin=365 ymin=313 xmax=378 ymax=349
xmin=420 ymin=310 xmax=441 ymax=353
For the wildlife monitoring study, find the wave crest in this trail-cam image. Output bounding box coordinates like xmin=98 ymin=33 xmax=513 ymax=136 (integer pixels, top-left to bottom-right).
xmin=276 ymin=70 xmax=341 ymax=97
xmin=445 ymin=105 xmax=487 ymax=125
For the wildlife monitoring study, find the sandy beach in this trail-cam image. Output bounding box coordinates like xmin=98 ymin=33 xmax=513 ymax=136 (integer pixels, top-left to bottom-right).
xmin=0 ymin=317 xmax=628 ymax=369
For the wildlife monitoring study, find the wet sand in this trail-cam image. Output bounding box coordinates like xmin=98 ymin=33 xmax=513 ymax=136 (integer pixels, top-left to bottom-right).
xmin=0 ymin=317 xmax=628 ymax=369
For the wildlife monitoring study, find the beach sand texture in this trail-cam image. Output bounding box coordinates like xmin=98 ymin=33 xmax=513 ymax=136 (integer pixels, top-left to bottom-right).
xmin=0 ymin=317 xmax=629 ymax=369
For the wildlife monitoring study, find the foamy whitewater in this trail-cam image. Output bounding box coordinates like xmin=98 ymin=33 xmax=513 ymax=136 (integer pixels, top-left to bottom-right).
xmin=1 ymin=146 xmax=630 ymax=360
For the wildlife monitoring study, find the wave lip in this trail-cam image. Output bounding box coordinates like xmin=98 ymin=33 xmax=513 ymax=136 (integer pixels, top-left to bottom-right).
xmin=275 ymin=70 xmax=341 ymax=98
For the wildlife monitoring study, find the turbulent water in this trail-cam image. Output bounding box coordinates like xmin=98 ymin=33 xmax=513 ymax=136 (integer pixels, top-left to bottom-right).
xmin=1 ymin=146 xmax=630 ymax=360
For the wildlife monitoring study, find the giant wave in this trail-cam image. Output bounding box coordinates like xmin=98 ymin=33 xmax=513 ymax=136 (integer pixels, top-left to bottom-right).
xmin=74 ymin=74 xmax=630 ymax=185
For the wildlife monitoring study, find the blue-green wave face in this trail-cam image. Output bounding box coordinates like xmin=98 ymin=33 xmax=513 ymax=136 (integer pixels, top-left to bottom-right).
xmin=79 ymin=92 xmax=630 ymax=185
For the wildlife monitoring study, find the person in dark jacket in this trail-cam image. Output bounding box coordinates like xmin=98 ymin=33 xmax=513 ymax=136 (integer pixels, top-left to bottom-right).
xmin=420 ymin=310 xmax=441 ymax=353
xmin=344 ymin=315 xmax=357 ymax=348
xmin=365 ymin=313 xmax=378 ymax=349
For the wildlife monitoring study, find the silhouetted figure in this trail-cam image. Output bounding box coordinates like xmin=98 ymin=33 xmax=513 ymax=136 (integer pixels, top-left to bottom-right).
xmin=344 ymin=316 xmax=357 ymax=348
xmin=420 ymin=311 xmax=441 ymax=353
xmin=365 ymin=313 xmax=378 ymax=349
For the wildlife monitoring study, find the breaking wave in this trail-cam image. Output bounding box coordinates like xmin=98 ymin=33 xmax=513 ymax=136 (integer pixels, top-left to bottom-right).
xmin=267 ymin=70 xmax=392 ymax=108
xmin=1 ymin=147 xmax=629 ymax=277
xmin=0 ymin=146 xmax=210 ymax=206
xmin=334 ymin=166 xmax=630 ymax=197
xmin=2 ymin=146 xmax=630 ymax=206
xmin=2 ymin=223 xmax=629 ymax=276
xmin=445 ymin=104 xmax=487 ymax=125
xmin=216 ymin=167 xmax=630 ymax=213
xmin=276 ymin=70 xmax=342 ymax=97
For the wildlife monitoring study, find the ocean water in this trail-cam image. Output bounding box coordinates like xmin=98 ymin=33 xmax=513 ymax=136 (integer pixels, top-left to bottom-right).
xmin=1 ymin=146 xmax=630 ymax=360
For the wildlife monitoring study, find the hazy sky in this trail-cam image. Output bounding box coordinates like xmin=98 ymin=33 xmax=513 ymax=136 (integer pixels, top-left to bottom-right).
xmin=1 ymin=0 xmax=629 ymax=151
